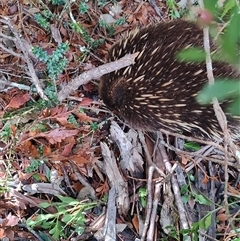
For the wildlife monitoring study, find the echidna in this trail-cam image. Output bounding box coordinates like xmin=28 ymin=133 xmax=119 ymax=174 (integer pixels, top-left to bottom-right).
xmin=99 ymin=20 xmax=240 ymax=141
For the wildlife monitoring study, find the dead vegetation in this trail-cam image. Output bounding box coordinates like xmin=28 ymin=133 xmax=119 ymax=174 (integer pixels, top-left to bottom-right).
xmin=0 ymin=0 xmax=240 ymax=241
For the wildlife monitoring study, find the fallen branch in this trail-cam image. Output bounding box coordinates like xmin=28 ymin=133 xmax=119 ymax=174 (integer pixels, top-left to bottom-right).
xmin=57 ymin=52 xmax=139 ymax=101
xmin=0 ymin=17 xmax=47 ymax=100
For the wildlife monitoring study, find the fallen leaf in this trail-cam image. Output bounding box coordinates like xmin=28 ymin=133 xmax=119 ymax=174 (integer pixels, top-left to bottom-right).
xmin=5 ymin=213 xmax=19 ymax=226
xmin=6 ymin=93 xmax=30 ymax=109
xmin=217 ymin=213 xmax=229 ymax=222
xmin=37 ymin=128 xmax=79 ymax=144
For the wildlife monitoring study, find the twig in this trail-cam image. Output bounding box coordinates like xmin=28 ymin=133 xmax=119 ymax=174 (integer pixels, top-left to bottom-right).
xmin=159 ymin=139 xmax=239 ymax=169
xmin=0 ymin=17 xmax=47 ymax=100
xmin=199 ymin=0 xmax=235 ymax=234
xmin=158 ymin=131 xmax=191 ymax=240
xmin=0 ymin=79 xmax=31 ymax=91
xmin=0 ymin=42 xmax=23 ymax=59
xmin=140 ymin=165 xmax=154 ymax=241
xmin=57 ymin=52 xmax=139 ymax=101
xmin=147 ymin=182 xmax=162 ymax=240
xmin=148 ymin=0 xmax=165 ymax=21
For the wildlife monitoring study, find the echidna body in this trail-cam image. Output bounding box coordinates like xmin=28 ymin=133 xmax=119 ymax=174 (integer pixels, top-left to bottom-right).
xmin=99 ymin=20 xmax=240 ymax=141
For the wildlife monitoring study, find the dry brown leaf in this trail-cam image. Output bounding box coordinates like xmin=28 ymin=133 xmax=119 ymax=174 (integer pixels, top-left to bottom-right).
xmin=37 ymin=128 xmax=79 ymax=144
xmin=61 ymin=141 xmax=75 ymax=156
xmin=18 ymin=140 xmax=39 ymax=158
xmin=6 ymin=93 xmax=30 ymax=109
xmin=0 ymin=228 xmax=6 ymax=239
xmin=217 ymin=213 xmax=230 ymax=222
xmin=71 ymin=155 xmax=90 ymax=165
xmin=202 ymin=174 xmax=209 ymax=184
xmin=132 ymin=214 xmax=139 ymax=232
xmin=74 ymin=111 xmax=92 ymax=123
xmin=228 ymin=185 xmax=240 ymax=195
xmin=5 ymin=213 xmax=19 ymax=226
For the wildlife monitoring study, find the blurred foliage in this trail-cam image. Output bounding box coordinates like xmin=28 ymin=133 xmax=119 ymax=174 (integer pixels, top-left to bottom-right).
xmin=177 ymin=0 xmax=240 ymax=116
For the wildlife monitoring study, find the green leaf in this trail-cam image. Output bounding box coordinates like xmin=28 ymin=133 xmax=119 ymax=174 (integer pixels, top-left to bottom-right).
xmin=228 ymin=96 xmax=240 ymax=116
xmin=199 ymin=213 xmax=212 ymax=229
xmin=176 ymin=48 xmax=206 ymax=63
xmin=138 ymin=187 xmax=147 ymax=197
xmin=197 ymin=79 xmax=240 ymax=104
xmin=75 ymin=213 xmax=86 ymax=226
xmin=221 ymin=0 xmax=236 ymax=18
xmin=181 ymin=195 xmax=190 ymax=204
xmin=61 ymin=214 xmax=73 ymax=223
xmin=49 ymin=220 xmax=63 ymax=240
xmin=204 ymin=0 xmax=218 ymax=14
xmin=75 ymin=226 xmax=85 ymax=235
xmin=219 ymin=6 xmax=240 ymax=63
xmin=180 ymin=184 xmax=189 ymax=195
xmin=39 ymin=202 xmax=51 ymax=208
xmin=26 ymin=218 xmax=42 ymax=228
xmin=189 ymin=174 xmax=195 ymax=182
xmin=184 ymin=142 xmax=201 ymax=151
xmin=56 ymin=195 xmax=79 ymax=205
xmin=41 ymin=220 xmax=53 ymax=229
xmin=194 ymin=194 xmax=211 ymax=205
xmin=79 ymin=2 xmax=89 ymax=14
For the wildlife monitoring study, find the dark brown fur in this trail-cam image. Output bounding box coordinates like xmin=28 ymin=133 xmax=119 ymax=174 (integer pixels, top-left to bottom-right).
xmin=99 ymin=20 xmax=240 ymax=140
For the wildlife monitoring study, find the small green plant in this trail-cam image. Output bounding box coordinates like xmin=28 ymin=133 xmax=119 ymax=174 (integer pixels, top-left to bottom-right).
xmin=27 ymin=82 xmax=58 ymax=108
xmin=30 ymin=123 xmax=48 ymax=133
xmin=184 ymin=141 xmax=201 ymax=151
xmin=99 ymin=17 xmax=126 ymax=37
xmin=51 ymin=0 xmax=66 ymax=5
xmin=180 ymin=213 xmax=212 ymax=241
xmin=44 ymin=82 xmax=58 ymax=103
xmin=166 ymin=0 xmax=181 ymax=19
xmin=26 ymin=195 xmax=98 ymax=240
xmin=32 ymin=42 xmax=69 ymax=80
xmin=1 ymin=125 xmax=11 ymax=142
xmin=0 ymin=179 xmax=9 ymax=194
xmin=26 ymin=159 xmax=45 ymax=173
xmin=180 ymin=175 xmax=211 ymax=206
xmin=34 ymin=10 xmax=54 ymax=31
xmin=164 ymin=225 xmax=178 ymax=240
xmin=79 ymin=2 xmax=89 ymax=14
xmin=97 ymin=0 xmax=108 ymax=8
xmin=90 ymin=122 xmax=98 ymax=131
xmin=71 ymin=22 xmax=104 ymax=49
xmin=68 ymin=114 xmax=79 ymax=127
xmin=138 ymin=187 xmax=147 ymax=208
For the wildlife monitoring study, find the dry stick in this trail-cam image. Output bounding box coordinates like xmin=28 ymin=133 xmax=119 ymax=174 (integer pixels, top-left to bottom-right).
xmin=148 ymin=0 xmax=165 ymax=21
xmin=0 ymin=17 xmax=47 ymax=100
xmin=160 ymin=129 xmax=224 ymax=151
xmin=140 ymin=165 xmax=155 ymax=241
xmin=157 ymin=132 xmax=190 ymax=237
xmin=138 ymin=132 xmax=154 ymax=240
xmin=57 ymin=52 xmax=139 ymax=101
xmin=0 ymin=42 xmax=23 ymax=59
xmin=201 ymin=12 xmax=231 ymax=219
xmin=140 ymin=132 xmax=167 ymax=178
xmin=147 ymin=182 xmax=162 ymax=241
xmin=138 ymin=131 xmax=163 ymax=241
xmin=199 ymin=0 xmax=237 ymax=237
xmin=160 ymin=139 xmax=239 ymax=169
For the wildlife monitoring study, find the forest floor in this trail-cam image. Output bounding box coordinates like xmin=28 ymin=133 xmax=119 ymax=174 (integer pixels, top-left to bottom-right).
xmin=0 ymin=0 xmax=240 ymax=241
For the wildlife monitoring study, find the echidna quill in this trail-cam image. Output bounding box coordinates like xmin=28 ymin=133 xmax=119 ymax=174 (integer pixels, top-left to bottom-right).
xmin=99 ymin=20 xmax=240 ymax=141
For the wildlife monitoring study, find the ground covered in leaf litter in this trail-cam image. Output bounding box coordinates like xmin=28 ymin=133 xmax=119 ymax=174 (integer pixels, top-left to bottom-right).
xmin=0 ymin=1 xmax=240 ymax=241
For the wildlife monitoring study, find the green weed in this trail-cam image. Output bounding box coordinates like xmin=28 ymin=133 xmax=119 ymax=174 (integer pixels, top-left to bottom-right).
xmin=26 ymin=195 xmax=98 ymax=240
